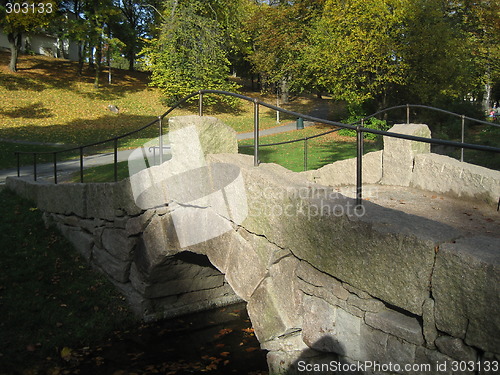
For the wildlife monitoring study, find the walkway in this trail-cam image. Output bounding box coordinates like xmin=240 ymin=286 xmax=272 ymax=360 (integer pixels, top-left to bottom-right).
xmin=0 ymin=149 xmax=136 ymax=184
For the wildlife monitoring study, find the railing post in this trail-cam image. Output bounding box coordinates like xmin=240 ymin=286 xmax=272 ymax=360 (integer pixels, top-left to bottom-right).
xmin=16 ymin=152 xmax=20 ymax=177
xmin=304 ymin=137 xmax=309 ymax=171
xmin=406 ymin=104 xmax=410 ymax=124
xmin=33 ymin=153 xmax=37 ymax=182
xmin=79 ymin=147 xmax=84 ymax=183
xmin=158 ymin=116 xmax=163 ymax=165
xmin=254 ymin=99 xmax=260 ymax=167
xmin=199 ymin=91 xmax=203 ymax=116
xmin=53 ymin=152 xmax=58 ymax=184
xmin=461 ymin=115 xmax=465 ymax=162
xmin=356 ymin=120 xmax=364 ymax=207
xmin=114 ymin=138 xmax=118 ymax=182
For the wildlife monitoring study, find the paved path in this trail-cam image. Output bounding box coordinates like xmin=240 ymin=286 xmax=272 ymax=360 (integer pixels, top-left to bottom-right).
xmin=0 ymin=149 xmax=139 ymax=184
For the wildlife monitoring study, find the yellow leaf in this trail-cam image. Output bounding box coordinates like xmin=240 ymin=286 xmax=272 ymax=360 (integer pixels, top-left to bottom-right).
xmin=60 ymin=347 xmax=72 ymax=361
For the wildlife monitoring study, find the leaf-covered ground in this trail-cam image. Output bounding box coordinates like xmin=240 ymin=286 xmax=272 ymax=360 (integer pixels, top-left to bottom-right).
xmin=0 ymin=188 xmax=268 ymax=375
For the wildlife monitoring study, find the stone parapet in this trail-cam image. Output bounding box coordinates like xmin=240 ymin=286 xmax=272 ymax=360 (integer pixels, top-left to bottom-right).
xmin=411 ymin=153 xmax=500 ymax=204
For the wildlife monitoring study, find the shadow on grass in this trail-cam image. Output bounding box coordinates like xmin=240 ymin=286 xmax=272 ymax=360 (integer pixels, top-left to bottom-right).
xmin=0 ymin=102 xmax=54 ymax=119
xmin=0 ymin=113 xmax=161 ymax=146
xmin=0 ymin=51 xmax=151 ymax=100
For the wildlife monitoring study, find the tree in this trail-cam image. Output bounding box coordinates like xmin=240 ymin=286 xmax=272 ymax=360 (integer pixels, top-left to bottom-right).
xmin=245 ymin=0 xmax=325 ymax=102
xmin=303 ymin=0 xmax=406 ymax=107
xmin=399 ymin=0 xmax=476 ymax=105
xmin=81 ymin=0 xmax=119 ymax=88
xmin=112 ymin=0 xmax=155 ymax=71
xmin=450 ymin=0 xmax=500 ymax=111
xmin=0 ymin=0 xmax=58 ymax=72
xmin=142 ymin=0 xmax=242 ymax=106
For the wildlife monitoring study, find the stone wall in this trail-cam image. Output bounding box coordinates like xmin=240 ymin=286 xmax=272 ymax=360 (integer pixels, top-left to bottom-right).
xmin=304 ymin=123 xmax=500 ymax=205
xmin=6 ymin=117 xmax=499 ymax=374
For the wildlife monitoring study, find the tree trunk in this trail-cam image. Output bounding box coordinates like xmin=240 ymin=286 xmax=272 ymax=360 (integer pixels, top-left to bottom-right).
xmin=280 ymin=78 xmax=289 ymax=104
xmin=128 ymin=52 xmax=135 ymax=71
xmin=89 ymin=45 xmax=95 ymax=68
xmin=77 ymin=41 xmax=84 ymax=76
xmin=94 ymin=42 xmax=102 ymax=89
xmin=7 ymin=32 xmax=22 ymax=73
xmin=483 ymin=81 xmax=492 ymax=113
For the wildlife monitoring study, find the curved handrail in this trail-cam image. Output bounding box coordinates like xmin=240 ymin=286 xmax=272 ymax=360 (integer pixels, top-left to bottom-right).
xmin=14 ymin=89 xmax=500 ymax=188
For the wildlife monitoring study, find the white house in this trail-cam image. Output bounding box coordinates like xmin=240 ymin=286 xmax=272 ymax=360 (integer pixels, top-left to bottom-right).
xmin=0 ymin=29 xmax=79 ymax=61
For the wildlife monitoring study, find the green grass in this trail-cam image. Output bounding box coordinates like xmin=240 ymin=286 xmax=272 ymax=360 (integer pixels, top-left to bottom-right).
xmin=0 ymin=188 xmax=137 ymax=373
xmin=68 ymin=160 xmax=130 ymax=183
xmin=239 ymin=126 xmax=381 ymax=172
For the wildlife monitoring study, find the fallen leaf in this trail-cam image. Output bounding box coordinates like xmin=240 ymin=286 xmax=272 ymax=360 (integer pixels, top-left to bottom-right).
xmin=220 ymin=352 xmax=230 ymax=357
xmin=245 ymin=347 xmax=259 ymax=352
xmin=60 ymin=347 xmax=72 ymax=361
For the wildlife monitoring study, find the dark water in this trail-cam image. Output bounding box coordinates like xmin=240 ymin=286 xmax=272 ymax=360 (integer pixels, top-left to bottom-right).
xmin=58 ymin=302 xmax=269 ymax=374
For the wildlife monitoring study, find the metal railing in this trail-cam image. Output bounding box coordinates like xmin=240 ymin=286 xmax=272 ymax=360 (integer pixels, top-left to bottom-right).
xmin=14 ymin=90 xmax=500 ymax=208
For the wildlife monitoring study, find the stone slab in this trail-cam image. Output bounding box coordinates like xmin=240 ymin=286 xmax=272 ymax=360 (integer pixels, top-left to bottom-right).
xmin=57 ymin=224 xmax=94 ymax=261
xmin=101 ymin=228 xmax=136 ymax=261
xmin=433 ymin=236 xmax=500 ymax=354
xmin=92 ymin=246 xmax=131 ymax=283
xmin=435 ymin=336 xmax=477 ymax=362
xmin=304 ymin=150 xmax=383 ymax=186
xmin=411 ymin=153 xmax=500 ymax=205
xmin=365 ymin=308 xmax=424 ymax=346
xmin=381 ymin=123 xmax=431 ymax=186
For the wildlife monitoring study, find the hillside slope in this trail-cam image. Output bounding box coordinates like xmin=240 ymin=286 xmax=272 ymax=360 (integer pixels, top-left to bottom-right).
xmin=0 ymin=51 xmax=175 ymax=145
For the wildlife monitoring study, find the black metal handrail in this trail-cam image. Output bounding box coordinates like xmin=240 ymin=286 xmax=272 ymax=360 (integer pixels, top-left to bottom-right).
xmin=14 ymin=89 xmax=500 ymax=207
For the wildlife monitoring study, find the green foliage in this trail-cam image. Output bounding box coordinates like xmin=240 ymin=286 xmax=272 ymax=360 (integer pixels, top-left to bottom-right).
xmin=301 ymin=0 xmax=406 ymax=104
xmin=338 ymin=117 xmax=389 ymax=140
xmin=245 ymin=0 xmax=324 ymax=98
xmin=400 ymin=0 xmax=476 ymax=104
xmin=142 ymin=1 xmax=240 ymax=107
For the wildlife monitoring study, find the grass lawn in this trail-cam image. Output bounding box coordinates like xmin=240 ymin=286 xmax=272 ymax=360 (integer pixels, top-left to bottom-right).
xmin=239 ymin=125 xmax=381 ymax=172
xmin=0 ymin=188 xmax=137 ymax=373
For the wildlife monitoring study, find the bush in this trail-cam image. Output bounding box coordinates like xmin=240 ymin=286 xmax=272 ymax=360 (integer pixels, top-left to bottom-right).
xmin=338 ymin=115 xmax=390 ymax=140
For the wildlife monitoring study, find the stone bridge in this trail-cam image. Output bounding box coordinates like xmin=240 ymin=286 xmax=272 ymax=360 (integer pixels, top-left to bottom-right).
xmin=7 ymin=116 xmax=500 ymax=374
